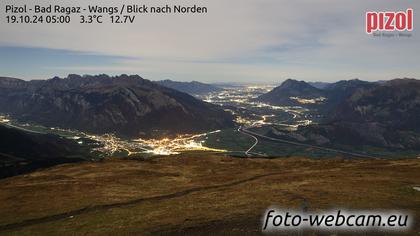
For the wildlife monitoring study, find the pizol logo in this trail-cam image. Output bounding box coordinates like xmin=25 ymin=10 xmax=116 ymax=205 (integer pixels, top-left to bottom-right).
xmin=366 ymin=9 xmax=413 ymax=34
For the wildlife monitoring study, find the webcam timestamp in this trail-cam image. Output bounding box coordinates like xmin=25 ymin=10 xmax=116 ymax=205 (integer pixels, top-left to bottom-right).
xmin=6 ymin=15 xmax=70 ymax=24
xmin=5 ymin=14 xmax=136 ymax=24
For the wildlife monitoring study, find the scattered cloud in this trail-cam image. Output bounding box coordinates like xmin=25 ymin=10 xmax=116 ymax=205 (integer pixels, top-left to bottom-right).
xmin=0 ymin=0 xmax=418 ymax=82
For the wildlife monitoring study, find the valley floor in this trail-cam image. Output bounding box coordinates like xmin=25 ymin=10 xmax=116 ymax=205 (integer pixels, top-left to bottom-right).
xmin=0 ymin=154 xmax=419 ymax=235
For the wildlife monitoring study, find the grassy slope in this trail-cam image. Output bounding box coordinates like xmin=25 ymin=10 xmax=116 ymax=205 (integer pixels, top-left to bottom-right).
xmin=0 ymin=154 xmax=419 ymax=235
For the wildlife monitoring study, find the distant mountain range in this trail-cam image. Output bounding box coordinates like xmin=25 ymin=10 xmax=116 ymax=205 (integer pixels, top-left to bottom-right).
xmin=259 ymin=78 xmax=420 ymax=150
xmin=0 ymin=124 xmax=92 ymax=178
xmin=0 ymin=75 xmax=234 ymax=138
xmin=257 ymin=79 xmax=376 ymax=109
xmin=156 ymin=80 xmax=223 ymax=95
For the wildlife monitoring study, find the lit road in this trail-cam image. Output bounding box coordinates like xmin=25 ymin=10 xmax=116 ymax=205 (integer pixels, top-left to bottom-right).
xmin=239 ymin=127 xmax=375 ymax=158
xmin=1 ymin=122 xmax=44 ymax=134
xmin=237 ymin=127 xmax=258 ymax=156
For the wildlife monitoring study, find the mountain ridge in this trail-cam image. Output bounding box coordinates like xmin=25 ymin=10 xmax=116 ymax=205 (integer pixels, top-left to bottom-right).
xmin=0 ymin=74 xmax=234 ymax=138
xmin=257 ymin=79 xmax=325 ymax=106
xmin=263 ymin=78 xmax=420 ymax=150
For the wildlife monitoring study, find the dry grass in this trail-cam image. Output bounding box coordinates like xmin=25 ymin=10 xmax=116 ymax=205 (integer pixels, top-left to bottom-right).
xmin=0 ymin=154 xmax=419 ymax=235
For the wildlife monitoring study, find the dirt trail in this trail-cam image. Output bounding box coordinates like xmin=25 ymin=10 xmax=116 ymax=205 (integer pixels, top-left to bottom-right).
xmin=0 ymin=172 xmax=304 ymax=232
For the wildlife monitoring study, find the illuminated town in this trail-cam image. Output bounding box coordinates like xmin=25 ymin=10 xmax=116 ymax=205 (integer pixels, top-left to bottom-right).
xmin=200 ymin=85 xmax=314 ymax=130
xmin=0 ymin=85 xmax=317 ymax=157
xmin=0 ymin=114 xmax=227 ymax=156
xmin=289 ymin=96 xmax=326 ymax=104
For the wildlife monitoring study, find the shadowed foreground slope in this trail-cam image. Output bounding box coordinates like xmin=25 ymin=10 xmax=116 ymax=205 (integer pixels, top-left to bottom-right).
xmin=0 ymin=154 xmax=419 ymax=235
xmin=0 ymin=125 xmax=92 ymax=178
